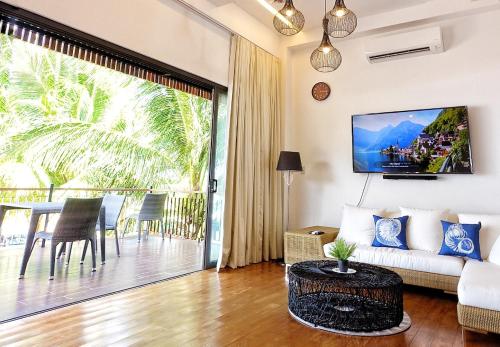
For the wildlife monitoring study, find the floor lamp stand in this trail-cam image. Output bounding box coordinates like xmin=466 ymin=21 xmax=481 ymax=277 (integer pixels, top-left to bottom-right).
xmin=276 ymin=150 xmax=303 ymax=234
xmin=285 ymin=170 xmax=292 ymax=232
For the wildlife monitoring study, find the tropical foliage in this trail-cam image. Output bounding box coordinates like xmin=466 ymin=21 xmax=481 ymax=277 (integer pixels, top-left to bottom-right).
xmin=0 ymin=34 xmax=212 ymax=191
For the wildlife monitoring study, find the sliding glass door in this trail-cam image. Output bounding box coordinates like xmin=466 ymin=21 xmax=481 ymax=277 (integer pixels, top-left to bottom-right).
xmin=0 ymin=4 xmax=228 ymax=321
xmin=204 ymin=88 xmax=229 ymax=268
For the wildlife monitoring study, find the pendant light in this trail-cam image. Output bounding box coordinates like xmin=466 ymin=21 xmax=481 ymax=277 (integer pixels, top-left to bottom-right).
xmin=273 ymin=0 xmax=305 ymax=36
xmin=326 ymin=0 xmax=357 ymax=38
xmin=310 ymin=1 xmax=342 ymax=73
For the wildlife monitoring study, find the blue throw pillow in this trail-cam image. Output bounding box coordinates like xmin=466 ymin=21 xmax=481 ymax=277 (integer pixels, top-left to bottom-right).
xmin=372 ymin=215 xmax=409 ymax=250
xmin=439 ymin=221 xmax=482 ymax=261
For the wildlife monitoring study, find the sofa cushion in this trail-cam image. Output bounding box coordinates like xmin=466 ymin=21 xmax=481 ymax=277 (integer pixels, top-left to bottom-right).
xmin=459 ymin=213 xmax=500 ymax=259
xmin=384 ymin=211 xmax=402 ymax=218
xmin=438 ymin=221 xmax=482 ymax=261
xmin=489 ymin=237 xmax=500 ymax=266
xmin=400 ymin=207 xmax=452 ymax=253
xmin=337 ymin=205 xmax=385 ymax=246
xmin=458 ymin=260 xmax=500 ymax=311
xmin=323 ymin=243 xmax=464 ymax=277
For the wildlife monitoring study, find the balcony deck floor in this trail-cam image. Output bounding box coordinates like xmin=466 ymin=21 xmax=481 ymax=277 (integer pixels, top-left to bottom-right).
xmin=0 ymin=236 xmax=203 ymax=322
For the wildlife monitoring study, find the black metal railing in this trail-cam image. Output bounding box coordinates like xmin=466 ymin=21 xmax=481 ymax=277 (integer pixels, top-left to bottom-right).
xmin=0 ymin=187 xmax=207 ymax=246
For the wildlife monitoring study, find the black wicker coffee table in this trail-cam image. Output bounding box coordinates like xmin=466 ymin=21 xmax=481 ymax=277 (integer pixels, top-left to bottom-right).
xmin=288 ymin=260 xmax=410 ymax=335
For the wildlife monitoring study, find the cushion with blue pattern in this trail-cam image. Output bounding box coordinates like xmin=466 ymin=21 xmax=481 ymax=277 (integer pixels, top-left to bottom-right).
xmin=372 ymin=215 xmax=409 ymax=250
xmin=439 ymin=220 xmax=482 ymax=261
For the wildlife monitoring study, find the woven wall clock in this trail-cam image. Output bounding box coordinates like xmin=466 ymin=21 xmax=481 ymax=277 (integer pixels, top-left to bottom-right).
xmin=311 ymin=82 xmax=331 ymax=101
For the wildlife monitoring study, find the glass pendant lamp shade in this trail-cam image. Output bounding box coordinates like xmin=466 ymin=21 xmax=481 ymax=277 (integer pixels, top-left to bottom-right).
xmin=310 ymin=18 xmax=342 ymax=72
xmin=326 ymin=0 xmax=357 ymax=38
xmin=273 ymin=0 xmax=305 ymax=36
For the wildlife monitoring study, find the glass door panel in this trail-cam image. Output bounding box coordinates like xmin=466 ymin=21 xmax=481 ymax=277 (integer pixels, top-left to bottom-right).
xmin=205 ymin=89 xmax=228 ymax=268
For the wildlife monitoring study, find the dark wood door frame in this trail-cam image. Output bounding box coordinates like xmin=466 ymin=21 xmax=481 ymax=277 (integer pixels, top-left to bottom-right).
xmin=0 ymin=1 xmax=227 ymax=92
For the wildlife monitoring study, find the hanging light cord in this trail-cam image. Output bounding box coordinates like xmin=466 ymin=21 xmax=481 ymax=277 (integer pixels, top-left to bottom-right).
xmin=356 ymin=173 xmax=370 ymax=207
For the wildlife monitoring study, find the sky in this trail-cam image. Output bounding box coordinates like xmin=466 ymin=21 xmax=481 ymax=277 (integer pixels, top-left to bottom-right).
xmin=353 ymin=108 xmax=443 ymax=132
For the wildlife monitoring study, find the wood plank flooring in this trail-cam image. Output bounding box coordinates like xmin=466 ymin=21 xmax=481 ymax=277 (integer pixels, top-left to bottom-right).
xmin=0 ymin=262 xmax=499 ymax=346
xmin=0 ymin=236 xmax=203 ymax=322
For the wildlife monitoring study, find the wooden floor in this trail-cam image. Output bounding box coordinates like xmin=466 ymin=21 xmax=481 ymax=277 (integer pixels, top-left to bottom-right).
xmin=0 ymin=263 xmax=498 ymax=346
xmin=0 ymin=236 xmax=203 ymax=322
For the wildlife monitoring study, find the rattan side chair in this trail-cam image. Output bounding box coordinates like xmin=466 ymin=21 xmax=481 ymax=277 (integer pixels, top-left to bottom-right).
xmin=98 ymin=194 xmax=126 ymax=256
xmin=122 ymin=193 xmax=167 ymax=242
xmin=29 ymin=197 xmax=103 ymax=280
xmin=63 ymin=193 xmax=126 ymax=265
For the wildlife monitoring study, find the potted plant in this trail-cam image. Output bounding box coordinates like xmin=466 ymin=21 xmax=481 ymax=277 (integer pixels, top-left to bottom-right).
xmin=328 ymin=238 xmax=357 ymax=273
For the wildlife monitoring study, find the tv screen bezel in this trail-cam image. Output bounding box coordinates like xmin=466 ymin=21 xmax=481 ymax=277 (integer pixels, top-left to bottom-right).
xmin=351 ymin=106 xmax=474 ymax=175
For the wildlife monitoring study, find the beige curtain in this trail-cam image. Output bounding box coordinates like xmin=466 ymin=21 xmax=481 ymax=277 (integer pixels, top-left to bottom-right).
xmin=218 ymin=35 xmax=284 ymax=269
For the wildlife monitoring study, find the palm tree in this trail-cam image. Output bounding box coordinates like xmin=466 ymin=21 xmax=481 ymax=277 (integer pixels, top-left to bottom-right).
xmin=139 ymin=82 xmax=212 ymax=191
xmin=0 ymin=34 xmax=14 ymax=146
xmin=0 ymin=35 xmax=212 ymax=192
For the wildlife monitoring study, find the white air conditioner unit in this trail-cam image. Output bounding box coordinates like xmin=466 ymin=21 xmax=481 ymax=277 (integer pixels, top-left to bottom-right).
xmin=365 ymin=27 xmax=444 ymax=64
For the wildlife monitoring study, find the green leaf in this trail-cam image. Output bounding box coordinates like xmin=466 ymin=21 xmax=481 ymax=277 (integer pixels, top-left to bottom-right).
xmin=328 ymin=238 xmax=357 ymax=260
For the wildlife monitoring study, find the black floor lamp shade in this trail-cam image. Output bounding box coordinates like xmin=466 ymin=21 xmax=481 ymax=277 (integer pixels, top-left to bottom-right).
xmin=277 ymin=151 xmax=303 ymax=171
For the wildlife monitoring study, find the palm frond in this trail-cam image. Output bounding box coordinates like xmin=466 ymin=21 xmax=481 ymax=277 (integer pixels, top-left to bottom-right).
xmin=2 ymin=122 xmax=176 ymax=188
xmin=0 ymin=34 xmax=213 ymax=191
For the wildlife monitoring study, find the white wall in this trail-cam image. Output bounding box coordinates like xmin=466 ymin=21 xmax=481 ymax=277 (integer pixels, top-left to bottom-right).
xmin=287 ymin=10 xmax=500 ymax=229
xmin=3 ymin=0 xmax=231 ymax=86
xmin=187 ymin=0 xmax=283 ymax=58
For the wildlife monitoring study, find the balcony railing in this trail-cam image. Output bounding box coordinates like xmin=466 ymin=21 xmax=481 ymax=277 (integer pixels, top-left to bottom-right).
xmin=0 ymin=187 xmax=207 ymax=246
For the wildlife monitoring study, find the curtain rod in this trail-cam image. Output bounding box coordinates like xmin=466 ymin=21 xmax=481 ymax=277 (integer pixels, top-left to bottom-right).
xmin=173 ymin=0 xmax=278 ymax=57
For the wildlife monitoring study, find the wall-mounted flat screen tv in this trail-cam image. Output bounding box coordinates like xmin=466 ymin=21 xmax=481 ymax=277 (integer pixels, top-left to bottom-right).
xmin=352 ymin=106 xmax=473 ymax=174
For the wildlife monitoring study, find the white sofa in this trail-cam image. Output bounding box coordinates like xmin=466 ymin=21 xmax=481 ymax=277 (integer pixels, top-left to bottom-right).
xmin=457 ymin=251 xmax=500 ymax=333
xmin=324 ymin=240 xmax=463 ymax=293
xmin=320 ymin=206 xmax=500 ymax=334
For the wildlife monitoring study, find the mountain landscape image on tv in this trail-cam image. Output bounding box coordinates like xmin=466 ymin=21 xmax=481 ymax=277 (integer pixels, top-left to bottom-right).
xmin=352 ymin=106 xmax=473 ymax=174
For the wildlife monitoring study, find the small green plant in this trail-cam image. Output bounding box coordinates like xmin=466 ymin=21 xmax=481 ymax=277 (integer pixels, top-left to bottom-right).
xmin=328 ymin=238 xmax=357 ymax=261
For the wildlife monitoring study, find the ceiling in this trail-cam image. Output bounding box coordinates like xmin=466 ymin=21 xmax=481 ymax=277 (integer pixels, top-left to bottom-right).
xmin=207 ymin=0 xmax=431 ymax=31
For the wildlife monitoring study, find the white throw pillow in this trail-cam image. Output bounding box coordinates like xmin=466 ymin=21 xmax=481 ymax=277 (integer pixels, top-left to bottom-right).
xmin=400 ymin=207 xmax=450 ymax=253
xmin=459 ymin=213 xmax=500 ymax=259
xmin=338 ymin=205 xmax=385 ymax=246
xmin=488 ymin=237 xmax=500 ymax=265
xmin=384 ymin=211 xmax=401 ymax=218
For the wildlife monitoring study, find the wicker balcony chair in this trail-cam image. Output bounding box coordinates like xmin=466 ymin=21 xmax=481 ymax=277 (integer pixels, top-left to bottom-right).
xmin=62 ymin=194 xmax=126 ymax=264
xmin=122 ymin=193 xmax=167 ymax=242
xmin=29 ymin=197 xmax=103 ymax=280
xmin=98 ymin=194 xmax=126 ymax=255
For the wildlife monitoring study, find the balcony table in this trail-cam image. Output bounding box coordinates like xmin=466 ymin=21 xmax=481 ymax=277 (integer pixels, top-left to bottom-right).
xmin=0 ymin=201 xmax=106 ymax=278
